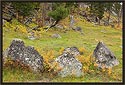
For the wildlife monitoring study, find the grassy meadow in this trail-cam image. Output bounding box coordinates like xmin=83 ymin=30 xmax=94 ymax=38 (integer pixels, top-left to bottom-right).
xmin=2 ymin=15 xmax=122 ymax=82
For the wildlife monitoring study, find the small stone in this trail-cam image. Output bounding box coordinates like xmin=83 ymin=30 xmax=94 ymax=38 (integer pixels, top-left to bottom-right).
xmin=73 ymin=27 xmax=82 ymax=31
xmin=28 ymin=36 xmax=36 ymax=40
xmin=51 ymin=34 xmax=61 ymax=38
xmin=101 ymin=30 xmax=106 ymax=33
xmin=55 ymin=24 xmax=64 ymax=29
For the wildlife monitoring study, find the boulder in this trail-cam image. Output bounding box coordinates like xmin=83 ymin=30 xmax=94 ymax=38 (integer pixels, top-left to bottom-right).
xmin=93 ymin=42 xmax=119 ymax=68
xmin=3 ymin=39 xmax=44 ymax=72
xmin=55 ymin=47 xmax=82 ymax=77
xmin=51 ymin=34 xmax=61 ymax=38
xmin=55 ymin=53 xmax=83 ymax=77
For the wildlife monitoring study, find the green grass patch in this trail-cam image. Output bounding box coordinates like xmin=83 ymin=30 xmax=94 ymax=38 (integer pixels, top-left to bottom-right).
xmin=2 ymin=16 xmax=122 ymax=82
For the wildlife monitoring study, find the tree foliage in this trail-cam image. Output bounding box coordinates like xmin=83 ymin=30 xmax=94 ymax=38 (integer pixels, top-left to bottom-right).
xmin=12 ymin=2 xmax=38 ymax=16
xmin=48 ymin=6 xmax=69 ymax=21
xmin=104 ymin=3 xmax=113 ymax=12
xmin=112 ymin=2 xmax=122 ymax=27
xmin=104 ymin=3 xmax=113 ymax=25
xmin=89 ymin=2 xmax=105 ymax=20
xmin=47 ymin=3 xmax=70 ymax=28
xmin=47 ymin=2 xmax=78 ymax=29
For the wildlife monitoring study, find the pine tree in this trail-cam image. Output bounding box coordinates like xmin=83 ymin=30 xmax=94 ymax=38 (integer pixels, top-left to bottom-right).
xmin=48 ymin=3 xmax=69 ymax=28
xmin=89 ymin=2 xmax=105 ymax=25
xmin=12 ymin=2 xmax=38 ymax=21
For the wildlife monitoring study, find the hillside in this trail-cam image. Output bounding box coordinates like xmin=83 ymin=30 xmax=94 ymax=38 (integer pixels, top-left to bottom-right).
xmin=2 ymin=13 xmax=122 ymax=82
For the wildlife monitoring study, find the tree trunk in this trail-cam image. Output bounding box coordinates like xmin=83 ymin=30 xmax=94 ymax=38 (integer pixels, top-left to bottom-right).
xmin=16 ymin=12 xmax=19 ymax=20
xmin=50 ymin=20 xmax=59 ymax=28
xmin=42 ymin=3 xmax=45 ymax=27
xmin=45 ymin=20 xmax=60 ymax=32
xmin=107 ymin=11 xmax=110 ymax=25
xmin=117 ymin=3 xmax=122 ymax=29
xmin=117 ymin=15 xmax=120 ymax=28
xmin=117 ymin=8 xmax=121 ymax=28
xmin=98 ymin=19 xmax=100 ymax=25
xmin=37 ymin=3 xmax=44 ymax=27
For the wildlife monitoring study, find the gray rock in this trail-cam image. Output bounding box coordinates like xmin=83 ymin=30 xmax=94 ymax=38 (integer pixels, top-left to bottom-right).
xmin=28 ymin=36 xmax=36 ymax=40
xmin=63 ymin=47 xmax=80 ymax=57
xmin=102 ymin=20 xmax=109 ymax=26
xmin=93 ymin=42 xmax=119 ymax=68
xmin=101 ymin=30 xmax=106 ymax=33
xmin=54 ymin=47 xmax=82 ymax=77
xmin=69 ymin=15 xmax=75 ymax=29
xmin=2 ymin=19 xmax=6 ymax=26
xmin=55 ymin=24 xmax=64 ymax=29
xmin=28 ymin=32 xmax=36 ymax=40
xmin=73 ymin=27 xmax=82 ymax=31
xmin=3 ymin=39 xmax=44 ymax=72
xmin=72 ymin=27 xmax=84 ymax=35
xmin=55 ymin=53 xmax=83 ymax=77
xmin=51 ymin=34 xmax=61 ymax=38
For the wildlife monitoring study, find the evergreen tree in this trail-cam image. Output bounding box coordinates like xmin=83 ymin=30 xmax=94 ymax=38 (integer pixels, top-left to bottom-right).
xmin=89 ymin=2 xmax=105 ymax=25
xmin=48 ymin=3 xmax=69 ymax=28
xmin=12 ymin=2 xmax=38 ymax=17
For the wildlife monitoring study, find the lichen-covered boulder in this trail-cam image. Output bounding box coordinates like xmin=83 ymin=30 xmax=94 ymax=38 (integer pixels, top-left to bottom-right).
xmin=55 ymin=47 xmax=83 ymax=77
xmin=55 ymin=53 xmax=83 ymax=77
xmin=3 ymin=39 xmax=44 ymax=72
xmin=93 ymin=42 xmax=119 ymax=68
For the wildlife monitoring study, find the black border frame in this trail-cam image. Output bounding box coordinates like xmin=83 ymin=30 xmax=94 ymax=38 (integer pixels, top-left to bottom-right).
xmin=0 ymin=0 xmax=125 ymax=85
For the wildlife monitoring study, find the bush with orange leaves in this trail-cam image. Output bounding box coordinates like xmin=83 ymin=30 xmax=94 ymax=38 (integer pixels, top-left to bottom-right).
xmin=78 ymin=47 xmax=87 ymax=55
xmin=40 ymin=49 xmax=62 ymax=75
xmin=77 ymin=47 xmax=114 ymax=76
xmin=17 ymin=25 xmax=28 ymax=34
xmin=3 ymin=57 xmax=31 ymax=72
xmin=77 ymin=51 xmax=96 ymax=73
xmin=59 ymin=47 xmax=65 ymax=54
